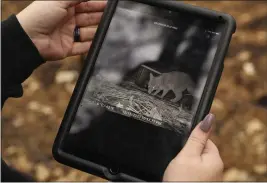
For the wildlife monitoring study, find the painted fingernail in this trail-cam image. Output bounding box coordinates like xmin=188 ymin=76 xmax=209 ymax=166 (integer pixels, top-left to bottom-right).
xmin=200 ymin=113 xmax=215 ymax=133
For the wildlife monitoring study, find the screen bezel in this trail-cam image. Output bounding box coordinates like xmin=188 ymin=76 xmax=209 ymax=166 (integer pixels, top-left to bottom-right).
xmin=53 ymin=0 xmax=236 ymax=181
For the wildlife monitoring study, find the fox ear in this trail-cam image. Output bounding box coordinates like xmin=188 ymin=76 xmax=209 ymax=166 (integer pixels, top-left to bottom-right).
xmin=150 ymin=73 xmax=154 ymax=79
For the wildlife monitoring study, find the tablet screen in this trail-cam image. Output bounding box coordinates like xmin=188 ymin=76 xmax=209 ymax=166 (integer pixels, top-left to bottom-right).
xmin=62 ymin=0 xmax=224 ymax=181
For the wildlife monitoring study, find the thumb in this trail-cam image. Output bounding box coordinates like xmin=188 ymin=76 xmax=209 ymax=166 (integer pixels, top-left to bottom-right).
xmin=181 ymin=113 xmax=215 ymax=156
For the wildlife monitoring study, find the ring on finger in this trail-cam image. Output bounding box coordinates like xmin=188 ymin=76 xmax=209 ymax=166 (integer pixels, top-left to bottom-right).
xmin=74 ymin=26 xmax=81 ymax=42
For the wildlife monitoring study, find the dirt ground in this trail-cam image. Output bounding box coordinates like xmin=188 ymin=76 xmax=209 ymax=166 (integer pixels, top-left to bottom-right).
xmin=2 ymin=1 xmax=267 ymax=181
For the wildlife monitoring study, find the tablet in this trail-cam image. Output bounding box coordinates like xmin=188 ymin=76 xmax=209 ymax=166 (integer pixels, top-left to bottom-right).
xmin=53 ymin=0 xmax=236 ymax=181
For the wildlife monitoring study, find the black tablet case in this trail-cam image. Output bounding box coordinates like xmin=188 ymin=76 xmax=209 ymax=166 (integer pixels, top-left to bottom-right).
xmin=53 ymin=0 xmax=236 ymax=181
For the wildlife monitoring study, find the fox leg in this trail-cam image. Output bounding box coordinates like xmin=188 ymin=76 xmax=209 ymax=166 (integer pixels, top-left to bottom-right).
xmin=152 ymin=89 xmax=161 ymax=96
xmin=171 ymin=92 xmax=182 ymax=103
xmin=160 ymin=89 xmax=169 ymax=99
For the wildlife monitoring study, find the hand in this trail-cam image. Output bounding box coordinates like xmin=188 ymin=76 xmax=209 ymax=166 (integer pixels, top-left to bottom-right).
xmin=17 ymin=1 xmax=107 ymax=61
xmin=163 ymin=114 xmax=224 ymax=181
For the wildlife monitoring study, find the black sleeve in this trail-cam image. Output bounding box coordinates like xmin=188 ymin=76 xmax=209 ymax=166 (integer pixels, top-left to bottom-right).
xmin=1 ymin=15 xmax=46 ymax=182
xmin=1 ymin=15 xmax=45 ymax=107
xmin=1 ymin=159 xmax=35 ymax=182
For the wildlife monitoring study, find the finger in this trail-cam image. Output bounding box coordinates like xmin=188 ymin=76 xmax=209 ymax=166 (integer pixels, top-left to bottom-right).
xmin=181 ymin=113 xmax=215 ymax=156
xmin=70 ymin=42 xmax=92 ymax=56
xmin=202 ymin=140 xmax=224 ymax=171
xmin=76 ymin=12 xmax=103 ymax=27
xmin=80 ymin=27 xmax=97 ymax=42
xmin=202 ymin=139 xmax=220 ymax=155
xmin=75 ymin=1 xmax=107 ymax=13
xmin=57 ymin=1 xmax=84 ymax=8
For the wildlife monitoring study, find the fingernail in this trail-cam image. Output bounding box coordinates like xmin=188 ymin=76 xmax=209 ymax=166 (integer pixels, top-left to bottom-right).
xmin=200 ymin=113 xmax=215 ymax=133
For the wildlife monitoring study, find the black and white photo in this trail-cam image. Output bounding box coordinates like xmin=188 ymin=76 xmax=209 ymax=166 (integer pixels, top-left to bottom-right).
xmin=70 ymin=1 xmax=221 ymax=134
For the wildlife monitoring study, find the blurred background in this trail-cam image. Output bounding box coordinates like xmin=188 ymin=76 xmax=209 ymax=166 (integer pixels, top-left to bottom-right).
xmin=1 ymin=1 xmax=267 ymax=181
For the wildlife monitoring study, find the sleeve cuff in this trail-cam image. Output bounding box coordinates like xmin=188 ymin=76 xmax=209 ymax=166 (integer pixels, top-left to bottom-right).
xmin=2 ymin=14 xmax=45 ymax=85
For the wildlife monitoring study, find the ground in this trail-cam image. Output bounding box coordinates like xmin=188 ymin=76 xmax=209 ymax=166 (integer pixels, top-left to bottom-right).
xmin=2 ymin=1 xmax=267 ymax=181
xmin=85 ymin=79 xmax=192 ymax=133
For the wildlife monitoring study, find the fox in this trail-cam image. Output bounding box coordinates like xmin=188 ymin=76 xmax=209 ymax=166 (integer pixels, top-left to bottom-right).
xmin=147 ymin=71 xmax=195 ymax=103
